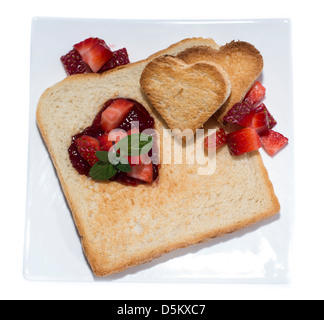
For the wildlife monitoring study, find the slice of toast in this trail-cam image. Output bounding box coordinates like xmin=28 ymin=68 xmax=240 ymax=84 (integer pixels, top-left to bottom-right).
xmin=140 ymin=55 xmax=231 ymax=138
xmin=177 ymin=41 xmax=263 ymax=121
xmin=36 ymin=38 xmax=280 ymax=277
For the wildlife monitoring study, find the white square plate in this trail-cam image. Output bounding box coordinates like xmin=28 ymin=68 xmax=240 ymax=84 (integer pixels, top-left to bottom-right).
xmin=24 ymin=17 xmax=294 ymax=282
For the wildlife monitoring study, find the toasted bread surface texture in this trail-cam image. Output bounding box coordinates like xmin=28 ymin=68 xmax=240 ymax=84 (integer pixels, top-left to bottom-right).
xmin=177 ymin=41 xmax=263 ymax=121
xmin=140 ymin=55 xmax=231 ymax=137
xmin=37 ymin=38 xmax=279 ymax=277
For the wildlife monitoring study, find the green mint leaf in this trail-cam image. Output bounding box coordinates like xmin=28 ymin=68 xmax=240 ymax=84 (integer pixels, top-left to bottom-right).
xmin=95 ymin=151 xmax=110 ymax=163
xmin=116 ymin=162 xmax=131 ymax=173
xmin=89 ymin=162 xmax=117 ymax=181
xmin=116 ymin=154 xmax=130 ymax=165
xmin=115 ymin=133 xmax=153 ymax=157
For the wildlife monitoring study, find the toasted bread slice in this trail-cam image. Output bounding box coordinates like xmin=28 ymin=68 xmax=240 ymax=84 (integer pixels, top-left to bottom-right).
xmin=36 ymin=38 xmax=279 ymax=277
xmin=177 ymin=41 xmax=263 ymax=121
xmin=140 ymin=55 xmax=231 ymax=138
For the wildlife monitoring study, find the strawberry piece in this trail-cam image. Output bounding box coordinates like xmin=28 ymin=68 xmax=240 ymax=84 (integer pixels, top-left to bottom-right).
xmin=60 ymin=49 xmax=87 ymax=75
xmin=127 ymin=163 xmax=153 ymax=183
xmin=244 ymin=81 xmax=266 ymax=106
xmin=100 ymin=99 xmax=134 ymax=133
xmin=73 ymin=37 xmax=99 ymax=57
xmin=255 ymin=103 xmax=277 ymax=129
xmin=249 ymin=111 xmax=270 ymax=134
xmin=260 ymin=129 xmax=288 ymax=156
xmin=204 ymin=128 xmax=227 ymax=153
xmin=223 ymin=102 xmax=256 ymax=127
xmin=98 ymin=134 xmax=114 ymax=151
xmin=98 ymin=130 xmax=127 ymax=151
xmin=99 ymin=48 xmax=130 ymax=73
xmin=227 ymin=127 xmax=261 ymax=156
xmin=75 ymin=135 xmax=100 ymax=166
xmin=73 ymin=37 xmax=113 ymax=73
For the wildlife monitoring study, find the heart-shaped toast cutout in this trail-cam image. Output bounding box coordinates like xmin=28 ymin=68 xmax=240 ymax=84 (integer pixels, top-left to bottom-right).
xmin=177 ymin=41 xmax=264 ymax=121
xmin=140 ymin=55 xmax=231 ymax=139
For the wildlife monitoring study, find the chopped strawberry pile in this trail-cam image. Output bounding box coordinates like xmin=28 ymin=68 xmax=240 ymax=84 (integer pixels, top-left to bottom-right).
xmin=204 ymin=80 xmax=288 ymax=157
xmin=61 ymin=37 xmax=130 ymax=76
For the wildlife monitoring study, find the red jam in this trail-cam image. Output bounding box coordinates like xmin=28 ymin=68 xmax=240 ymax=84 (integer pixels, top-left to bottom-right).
xmin=68 ymin=98 xmax=159 ymax=186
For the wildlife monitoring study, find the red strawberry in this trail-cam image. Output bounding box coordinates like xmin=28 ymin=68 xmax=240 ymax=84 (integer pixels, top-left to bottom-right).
xmin=223 ymin=102 xmax=256 ymax=127
xmin=100 ymin=99 xmax=134 ymax=133
xmin=76 ymin=135 xmax=100 ymax=166
xmin=244 ymin=81 xmax=266 ymax=106
xmin=99 ymin=48 xmax=130 ymax=73
xmin=249 ymin=111 xmax=270 ymax=134
xmin=255 ymin=103 xmax=277 ymax=129
xmin=73 ymin=37 xmax=113 ymax=73
xmin=98 ymin=130 xmax=127 ymax=151
xmin=73 ymin=37 xmax=99 ymax=57
xmin=204 ymin=128 xmax=227 ymax=153
xmin=260 ymin=129 xmax=289 ymax=156
xmin=98 ymin=134 xmax=114 ymax=151
xmin=227 ymin=127 xmax=261 ymax=156
xmin=127 ymin=163 xmax=153 ymax=183
xmin=60 ymin=49 xmax=87 ymax=75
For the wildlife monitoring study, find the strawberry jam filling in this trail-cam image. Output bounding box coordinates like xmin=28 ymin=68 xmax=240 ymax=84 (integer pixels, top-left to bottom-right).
xmin=68 ymin=98 xmax=159 ymax=186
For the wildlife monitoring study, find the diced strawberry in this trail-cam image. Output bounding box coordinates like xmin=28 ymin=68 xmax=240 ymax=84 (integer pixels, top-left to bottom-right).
xmin=98 ymin=129 xmax=127 ymax=151
xmin=60 ymin=49 xmax=87 ymax=75
xmin=204 ymin=128 xmax=227 ymax=153
xmin=73 ymin=37 xmax=99 ymax=57
xmin=249 ymin=111 xmax=270 ymax=134
xmin=255 ymin=103 xmax=277 ymax=129
xmin=98 ymin=134 xmax=114 ymax=151
xmin=127 ymin=163 xmax=153 ymax=183
xmin=223 ymin=102 xmax=256 ymax=127
xmin=75 ymin=135 xmax=100 ymax=166
xmin=73 ymin=37 xmax=113 ymax=73
xmin=244 ymin=81 xmax=266 ymax=106
xmin=227 ymin=127 xmax=261 ymax=156
xmin=260 ymin=129 xmax=289 ymax=156
xmin=128 ymin=152 xmax=152 ymax=167
xmin=100 ymin=99 xmax=134 ymax=133
xmin=99 ymin=48 xmax=130 ymax=73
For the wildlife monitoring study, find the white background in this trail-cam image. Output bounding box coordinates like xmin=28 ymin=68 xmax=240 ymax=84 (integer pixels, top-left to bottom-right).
xmin=1 ymin=0 xmax=323 ymax=300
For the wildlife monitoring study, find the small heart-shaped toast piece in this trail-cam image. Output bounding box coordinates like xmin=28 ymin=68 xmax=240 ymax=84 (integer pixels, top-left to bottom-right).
xmin=140 ymin=55 xmax=231 ymax=139
xmin=177 ymin=41 xmax=264 ymax=122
